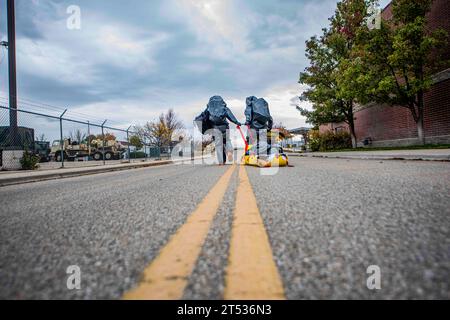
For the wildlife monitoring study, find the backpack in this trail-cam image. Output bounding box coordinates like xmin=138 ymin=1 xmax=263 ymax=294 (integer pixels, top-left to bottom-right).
xmin=252 ymin=98 xmax=270 ymax=124
xmin=207 ymin=96 xmax=227 ymax=124
xmin=194 ymin=110 xmax=213 ymax=134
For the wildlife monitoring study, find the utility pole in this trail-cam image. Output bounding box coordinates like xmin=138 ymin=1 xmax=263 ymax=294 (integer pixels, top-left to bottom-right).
xmin=7 ymin=0 xmax=18 ymax=145
xmin=0 ymin=0 xmax=21 ymax=170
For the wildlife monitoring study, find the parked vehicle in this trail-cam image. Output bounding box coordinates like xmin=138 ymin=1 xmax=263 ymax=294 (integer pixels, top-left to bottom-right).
xmin=0 ymin=126 xmax=35 ymax=150
xmin=50 ymin=139 xmax=125 ymax=162
xmin=0 ymin=126 xmax=51 ymax=164
xmin=34 ymin=141 xmax=51 ymax=162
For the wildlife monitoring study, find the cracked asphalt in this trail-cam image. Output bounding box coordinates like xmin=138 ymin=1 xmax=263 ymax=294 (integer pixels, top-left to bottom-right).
xmin=0 ymin=157 xmax=449 ymax=299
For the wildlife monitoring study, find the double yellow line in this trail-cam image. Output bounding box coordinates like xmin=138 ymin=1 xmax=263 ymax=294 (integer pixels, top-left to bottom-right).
xmin=123 ymin=165 xmax=285 ymax=300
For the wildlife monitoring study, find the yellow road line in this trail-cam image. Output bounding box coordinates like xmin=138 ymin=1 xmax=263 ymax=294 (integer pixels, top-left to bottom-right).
xmin=224 ymin=165 xmax=285 ymax=300
xmin=123 ymin=165 xmax=236 ymax=300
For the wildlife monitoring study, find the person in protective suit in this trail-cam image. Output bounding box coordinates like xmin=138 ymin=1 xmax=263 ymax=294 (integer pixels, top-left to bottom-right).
xmin=244 ymin=96 xmax=273 ymax=157
xmin=203 ymin=96 xmax=241 ymax=165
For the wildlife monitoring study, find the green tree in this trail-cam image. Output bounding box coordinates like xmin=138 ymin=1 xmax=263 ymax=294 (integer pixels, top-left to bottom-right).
xmin=297 ymin=34 xmax=348 ymax=139
xmin=299 ymin=0 xmax=376 ymax=148
xmin=342 ymin=0 xmax=448 ymax=144
xmin=129 ymin=135 xmax=143 ymax=150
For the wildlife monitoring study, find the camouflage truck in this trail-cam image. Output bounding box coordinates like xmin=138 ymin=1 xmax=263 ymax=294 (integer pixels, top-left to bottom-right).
xmin=50 ymin=138 xmax=125 ymax=162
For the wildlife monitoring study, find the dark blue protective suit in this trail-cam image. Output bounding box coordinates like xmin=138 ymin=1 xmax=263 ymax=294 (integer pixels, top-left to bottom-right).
xmin=244 ymin=97 xmax=273 ymax=156
xmin=204 ymin=96 xmax=241 ymax=164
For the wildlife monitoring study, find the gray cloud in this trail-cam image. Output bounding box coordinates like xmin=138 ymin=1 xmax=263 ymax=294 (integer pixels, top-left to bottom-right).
xmin=0 ymin=0 xmax=388 ymax=130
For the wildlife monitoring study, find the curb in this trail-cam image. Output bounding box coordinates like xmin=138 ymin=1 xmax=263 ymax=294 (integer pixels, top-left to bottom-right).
xmin=287 ymin=153 xmax=450 ymax=162
xmin=0 ymin=160 xmax=174 ymax=187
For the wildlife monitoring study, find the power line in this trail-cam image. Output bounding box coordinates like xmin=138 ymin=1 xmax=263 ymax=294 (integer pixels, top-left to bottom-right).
xmin=0 ymin=101 xmax=134 ymax=131
xmin=0 ymin=93 xmax=126 ymax=126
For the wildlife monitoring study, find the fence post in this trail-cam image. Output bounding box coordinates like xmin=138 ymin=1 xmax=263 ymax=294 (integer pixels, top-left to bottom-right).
xmin=59 ymin=109 xmax=67 ymax=168
xmin=101 ymin=120 xmax=107 ymax=166
xmin=126 ymin=126 xmax=131 ymax=163
xmin=87 ymin=121 xmax=91 ymax=159
xmin=145 ymin=137 xmax=148 ymax=162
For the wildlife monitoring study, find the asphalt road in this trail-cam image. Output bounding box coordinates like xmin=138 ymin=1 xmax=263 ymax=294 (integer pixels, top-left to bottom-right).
xmin=0 ymin=157 xmax=449 ymax=299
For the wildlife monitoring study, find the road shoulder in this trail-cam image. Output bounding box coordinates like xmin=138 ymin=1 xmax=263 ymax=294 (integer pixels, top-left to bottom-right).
xmin=0 ymin=157 xmax=209 ymax=187
xmin=288 ymin=149 xmax=450 ymax=161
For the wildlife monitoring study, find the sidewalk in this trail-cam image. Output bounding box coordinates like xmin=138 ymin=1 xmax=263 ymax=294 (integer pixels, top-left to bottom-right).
xmin=288 ymin=149 xmax=450 ymax=161
xmin=0 ymin=158 xmax=187 ymax=187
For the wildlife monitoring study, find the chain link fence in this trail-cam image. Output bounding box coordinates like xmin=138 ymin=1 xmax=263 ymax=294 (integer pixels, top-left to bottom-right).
xmin=0 ymin=105 xmax=194 ymax=171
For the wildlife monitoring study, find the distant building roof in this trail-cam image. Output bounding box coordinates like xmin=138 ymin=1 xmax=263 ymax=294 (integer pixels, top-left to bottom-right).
xmin=289 ymin=127 xmax=312 ymax=134
xmin=118 ymin=141 xmax=130 ymax=146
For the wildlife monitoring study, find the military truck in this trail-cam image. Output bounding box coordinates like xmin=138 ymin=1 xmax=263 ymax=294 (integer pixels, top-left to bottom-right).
xmin=34 ymin=141 xmax=51 ymax=162
xmin=50 ymin=138 xmax=125 ymax=162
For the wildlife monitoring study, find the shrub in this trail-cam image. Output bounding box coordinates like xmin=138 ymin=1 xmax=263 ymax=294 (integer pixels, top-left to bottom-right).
xmin=20 ymin=150 xmax=40 ymax=170
xmin=129 ymin=151 xmax=146 ymax=159
xmin=309 ymin=130 xmax=352 ymax=151
xmin=309 ymin=130 xmax=321 ymax=152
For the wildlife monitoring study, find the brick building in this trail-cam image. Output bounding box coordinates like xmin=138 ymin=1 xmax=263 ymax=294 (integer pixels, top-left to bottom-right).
xmin=320 ymin=0 xmax=450 ymax=147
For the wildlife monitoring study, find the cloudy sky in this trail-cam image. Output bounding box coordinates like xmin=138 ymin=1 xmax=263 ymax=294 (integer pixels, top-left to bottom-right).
xmin=0 ymin=0 xmax=390 ymax=132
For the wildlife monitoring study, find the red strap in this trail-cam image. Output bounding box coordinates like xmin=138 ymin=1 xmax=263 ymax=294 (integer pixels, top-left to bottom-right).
xmin=237 ymin=126 xmax=249 ymax=151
